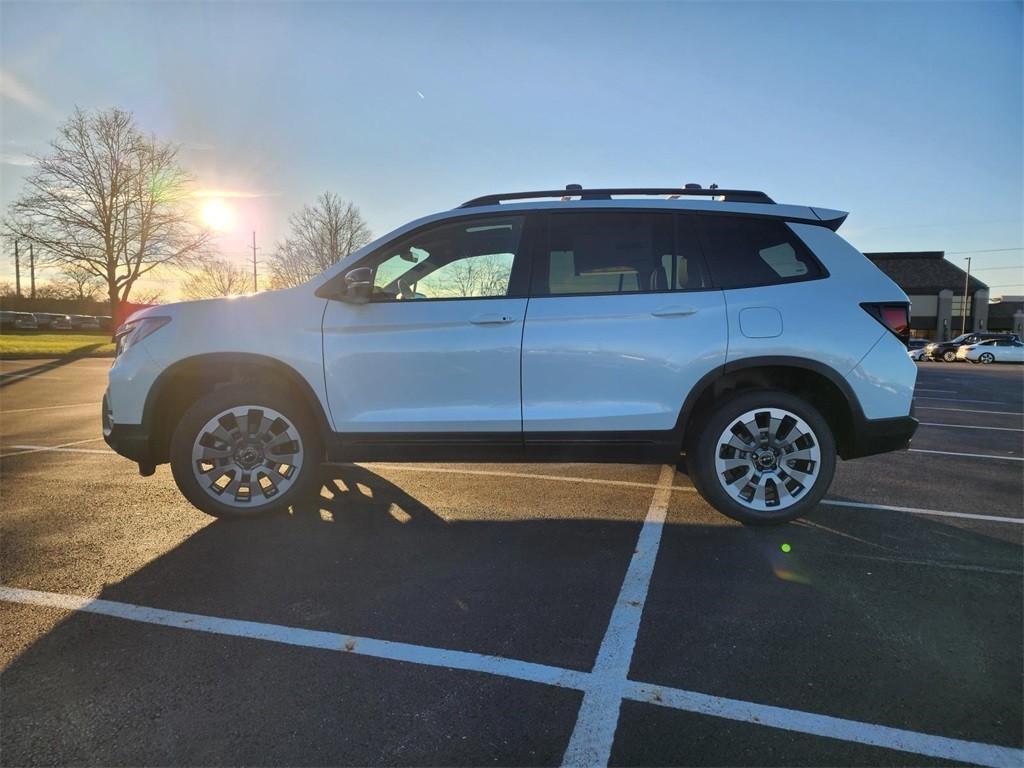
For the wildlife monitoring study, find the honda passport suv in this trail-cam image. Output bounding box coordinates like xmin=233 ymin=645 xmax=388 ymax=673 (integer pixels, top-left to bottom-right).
xmin=104 ymin=185 xmax=918 ymax=525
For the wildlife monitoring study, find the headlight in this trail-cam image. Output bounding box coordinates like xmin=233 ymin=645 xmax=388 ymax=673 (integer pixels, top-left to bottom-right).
xmin=115 ymin=316 xmax=170 ymax=357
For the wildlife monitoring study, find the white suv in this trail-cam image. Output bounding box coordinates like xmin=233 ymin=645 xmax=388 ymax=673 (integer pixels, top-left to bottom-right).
xmin=104 ymin=185 xmax=918 ymax=525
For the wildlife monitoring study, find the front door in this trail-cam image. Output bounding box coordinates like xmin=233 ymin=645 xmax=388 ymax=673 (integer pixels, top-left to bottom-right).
xmin=322 ymin=214 xmax=531 ymax=441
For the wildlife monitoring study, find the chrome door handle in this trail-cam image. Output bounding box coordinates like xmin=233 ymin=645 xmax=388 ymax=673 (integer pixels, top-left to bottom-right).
xmin=470 ymin=313 xmax=517 ymax=325
xmin=651 ymin=306 xmax=698 ymax=317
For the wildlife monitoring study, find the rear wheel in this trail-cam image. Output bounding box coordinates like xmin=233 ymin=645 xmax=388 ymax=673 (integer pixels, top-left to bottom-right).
xmin=170 ymin=384 xmax=323 ymax=518
xmin=687 ymin=391 xmax=836 ymax=525
xmin=979 ymin=352 xmax=995 ymax=364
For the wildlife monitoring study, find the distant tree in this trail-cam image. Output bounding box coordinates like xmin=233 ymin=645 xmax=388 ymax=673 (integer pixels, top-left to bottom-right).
xmin=4 ymin=107 xmax=210 ymax=320
xmin=269 ymin=192 xmax=371 ymax=288
xmin=48 ymin=264 xmax=106 ymax=301
xmin=0 ymin=281 xmax=16 ymax=297
xmin=181 ymin=258 xmax=250 ymax=299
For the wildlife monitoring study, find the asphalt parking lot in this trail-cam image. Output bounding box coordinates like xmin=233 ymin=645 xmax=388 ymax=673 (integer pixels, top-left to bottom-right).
xmin=1 ymin=357 xmax=1021 ymax=767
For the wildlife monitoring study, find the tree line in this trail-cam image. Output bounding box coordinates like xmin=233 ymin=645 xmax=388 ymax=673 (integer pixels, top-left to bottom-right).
xmin=4 ymin=107 xmax=371 ymax=317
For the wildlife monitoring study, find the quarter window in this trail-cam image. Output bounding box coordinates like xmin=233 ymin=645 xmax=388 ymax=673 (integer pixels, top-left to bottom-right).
xmin=368 ymin=217 xmax=523 ymax=301
xmin=696 ymin=215 xmax=824 ymax=289
xmin=533 ymin=212 xmax=707 ymax=296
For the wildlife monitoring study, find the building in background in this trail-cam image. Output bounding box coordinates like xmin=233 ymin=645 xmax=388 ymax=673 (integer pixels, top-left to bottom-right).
xmin=987 ymin=295 xmax=1024 ymax=337
xmin=864 ymin=252 xmax=989 ymax=341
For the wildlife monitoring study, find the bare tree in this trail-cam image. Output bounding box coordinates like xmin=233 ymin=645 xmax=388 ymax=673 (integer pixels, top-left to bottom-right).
xmin=269 ymin=192 xmax=371 ymax=288
xmin=181 ymin=258 xmax=250 ymax=299
xmin=4 ymin=107 xmax=210 ymax=319
xmin=49 ymin=264 xmax=106 ymax=300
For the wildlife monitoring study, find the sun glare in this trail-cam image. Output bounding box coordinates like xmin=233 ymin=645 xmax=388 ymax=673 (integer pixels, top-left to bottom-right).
xmin=201 ymin=198 xmax=235 ymax=232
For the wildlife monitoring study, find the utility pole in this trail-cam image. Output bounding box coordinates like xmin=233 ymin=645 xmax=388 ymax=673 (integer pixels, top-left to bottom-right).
xmin=13 ymin=239 xmax=21 ymax=298
xmin=961 ymin=256 xmax=972 ymax=336
xmin=251 ymin=231 xmax=258 ymax=293
xmin=29 ymin=242 xmax=35 ymax=300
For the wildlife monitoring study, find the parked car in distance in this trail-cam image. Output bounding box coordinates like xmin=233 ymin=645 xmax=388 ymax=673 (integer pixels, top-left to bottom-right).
xmin=958 ymin=338 xmax=1024 ymax=364
xmin=95 ymin=315 xmax=113 ymax=331
xmin=0 ymin=310 xmax=39 ymax=330
xmin=925 ymin=332 xmax=1021 ymax=362
xmin=33 ymin=312 xmax=73 ymax=331
xmin=69 ymin=314 xmax=101 ymax=330
xmin=908 ymin=346 xmax=928 ymax=361
xmin=104 ymin=184 xmax=918 ymax=526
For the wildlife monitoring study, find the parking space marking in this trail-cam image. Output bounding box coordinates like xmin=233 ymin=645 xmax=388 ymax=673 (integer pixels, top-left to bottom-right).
xmin=822 ymin=499 xmax=1023 ymax=525
xmin=1 ymin=402 xmax=98 ymax=414
xmin=2 ymin=580 xmax=1021 ymax=768
xmin=0 ymin=585 xmax=589 ymax=690
xmin=562 ymin=464 xmax=676 ymax=767
xmin=0 ymin=438 xmax=107 ymax=459
xmin=624 ymin=683 xmax=1023 ymax=768
xmin=919 ymin=422 xmax=1024 ymax=432
xmin=917 ymin=406 xmax=1024 ymax=416
xmin=915 ymin=388 xmax=956 ymax=394
xmin=916 ymin=396 xmax=1018 ymax=406
xmin=909 ymin=448 xmax=1024 ymax=462
xmin=358 ymin=462 xmax=698 ymax=492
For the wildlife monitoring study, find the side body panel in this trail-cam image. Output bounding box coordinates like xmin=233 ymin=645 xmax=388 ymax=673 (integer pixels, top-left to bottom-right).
xmin=322 ymin=298 xmax=527 ymax=433
xmin=722 ymin=222 xmax=917 ymax=421
xmin=521 ymin=291 xmax=727 ymax=433
xmin=106 ymin=287 xmax=328 ymax=427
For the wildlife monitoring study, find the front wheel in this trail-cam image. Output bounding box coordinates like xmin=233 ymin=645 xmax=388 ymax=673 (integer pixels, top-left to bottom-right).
xmin=942 ymin=350 xmax=957 ymax=362
xmin=170 ymin=384 xmax=324 ymax=518
xmin=687 ymin=391 xmax=837 ymax=525
xmin=979 ymin=352 xmax=995 ymax=364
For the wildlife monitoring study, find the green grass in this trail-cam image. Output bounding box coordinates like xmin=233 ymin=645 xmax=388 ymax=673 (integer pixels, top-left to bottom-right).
xmin=0 ymin=331 xmax=115 ymax=359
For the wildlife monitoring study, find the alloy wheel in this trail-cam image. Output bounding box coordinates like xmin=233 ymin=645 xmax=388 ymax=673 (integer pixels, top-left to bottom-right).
xmin=190 ymin=405 xmax=304 ymax=509
xmin=713 ymin=407 xmax=822 ymax=513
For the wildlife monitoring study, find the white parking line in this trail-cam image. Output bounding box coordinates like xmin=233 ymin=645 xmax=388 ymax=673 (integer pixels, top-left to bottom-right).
xmin=1 ymin=402 xmax=98 ymax=414
xmin=915 ymin=388 xmax=956 ymax=394
xmin=916 ymin=396 xmax=1018 ymax=405
xmin=0 ymin=438 xmax=106 ymax=459
xmin=909 ymin=448 xmax=1024 ymax=462
xmin=623 ymin=683 xmax=1022 ymax=768
xmin=562 ymin=464 xmax=676 ymax=767
xmin=822 ymin=499 xmax=1023 ymax=525
xmin=916 ymin=406 xmax=1024 ymax=416
xmin=918 ymin=422 xmax=1024 ymax=432
xmin=361 ymin=463 xmax=697 ymax=492
xmin=1 ymin=583 xmax=1019 ymax=768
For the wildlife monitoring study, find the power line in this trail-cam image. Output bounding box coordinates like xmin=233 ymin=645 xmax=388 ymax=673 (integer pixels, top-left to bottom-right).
xmin=945 ymin=247 xmax=1023 ymax=254
xmin=972 ymin=266 xmax=1024 ymax=272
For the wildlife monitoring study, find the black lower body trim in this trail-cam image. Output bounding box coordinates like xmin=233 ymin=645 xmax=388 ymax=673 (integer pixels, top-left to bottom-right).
xmin=843 ymin=415 xmax=918 ymax=459
xmin=327 ymin=430 xmax=681 ymax=464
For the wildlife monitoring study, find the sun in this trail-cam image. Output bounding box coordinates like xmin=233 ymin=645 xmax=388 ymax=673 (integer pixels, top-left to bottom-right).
xmin=200 ymin=198 xmax=235 ymax=233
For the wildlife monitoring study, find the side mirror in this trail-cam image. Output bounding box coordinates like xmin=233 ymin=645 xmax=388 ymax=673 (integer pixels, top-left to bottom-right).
xmin=341 ymin=267 xmax=373 ymax=304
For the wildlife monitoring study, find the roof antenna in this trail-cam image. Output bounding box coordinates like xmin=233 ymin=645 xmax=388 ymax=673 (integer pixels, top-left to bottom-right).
xmin=561 ymin=183 xmax=582 ymax=201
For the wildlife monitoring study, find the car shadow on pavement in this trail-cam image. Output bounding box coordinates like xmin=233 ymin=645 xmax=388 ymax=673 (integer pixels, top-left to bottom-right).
xmin=2 ymin=466 xmax=1022 ymax=765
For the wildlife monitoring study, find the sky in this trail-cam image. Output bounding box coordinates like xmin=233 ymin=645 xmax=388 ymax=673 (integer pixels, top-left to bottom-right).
xmin=1 ymin=1 xmax=1022 ymax=300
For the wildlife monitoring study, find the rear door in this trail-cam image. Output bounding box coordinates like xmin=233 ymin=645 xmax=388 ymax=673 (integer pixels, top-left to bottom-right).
xmin=521 ymin=210 xmax=727 ymax=440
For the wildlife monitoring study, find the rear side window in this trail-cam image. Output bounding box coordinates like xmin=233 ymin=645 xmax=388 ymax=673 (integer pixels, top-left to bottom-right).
xmin=695 ymin=215 xmax=824 ymax=289
xmin=533 ymin=211 xmax=708 ymax=296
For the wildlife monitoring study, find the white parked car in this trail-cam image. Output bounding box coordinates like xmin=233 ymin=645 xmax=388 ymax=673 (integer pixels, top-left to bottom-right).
xmin=104 ymin=185 xmax=918 ymax=525
xmin=958 ymin=338 xmax=1024 ymax=364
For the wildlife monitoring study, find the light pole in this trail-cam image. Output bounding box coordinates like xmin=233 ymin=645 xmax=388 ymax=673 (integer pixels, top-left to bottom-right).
xmin=961 ymin=256 xmax=972 ymax=336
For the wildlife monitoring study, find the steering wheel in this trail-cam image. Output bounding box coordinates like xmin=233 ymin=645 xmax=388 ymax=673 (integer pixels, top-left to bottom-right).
xmin=397 ymin=277 xmax=418 ymax=300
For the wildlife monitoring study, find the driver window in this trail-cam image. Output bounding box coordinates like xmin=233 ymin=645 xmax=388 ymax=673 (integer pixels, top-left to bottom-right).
xmin=368 ymin=216 xmax=524 ymax=301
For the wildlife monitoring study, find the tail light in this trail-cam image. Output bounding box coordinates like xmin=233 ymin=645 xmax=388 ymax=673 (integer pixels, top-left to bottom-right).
xmin=861 ymin=302 xmax=910 ymax=347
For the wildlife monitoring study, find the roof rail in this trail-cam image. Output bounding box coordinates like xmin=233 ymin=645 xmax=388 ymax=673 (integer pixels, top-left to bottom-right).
xmin=459 ymin=185 xmax=775 ymax=208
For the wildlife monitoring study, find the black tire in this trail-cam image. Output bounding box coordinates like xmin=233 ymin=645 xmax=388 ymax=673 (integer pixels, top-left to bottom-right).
xmin=170 ymin=383 xmax=324 ymax=519
xmin=979 ymin=352 xmax=995 ymax=364
xmin=686 ymin=390 xmax=837 ymax=526
xmin=942 ymin=350 xmax=957 ymax=362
